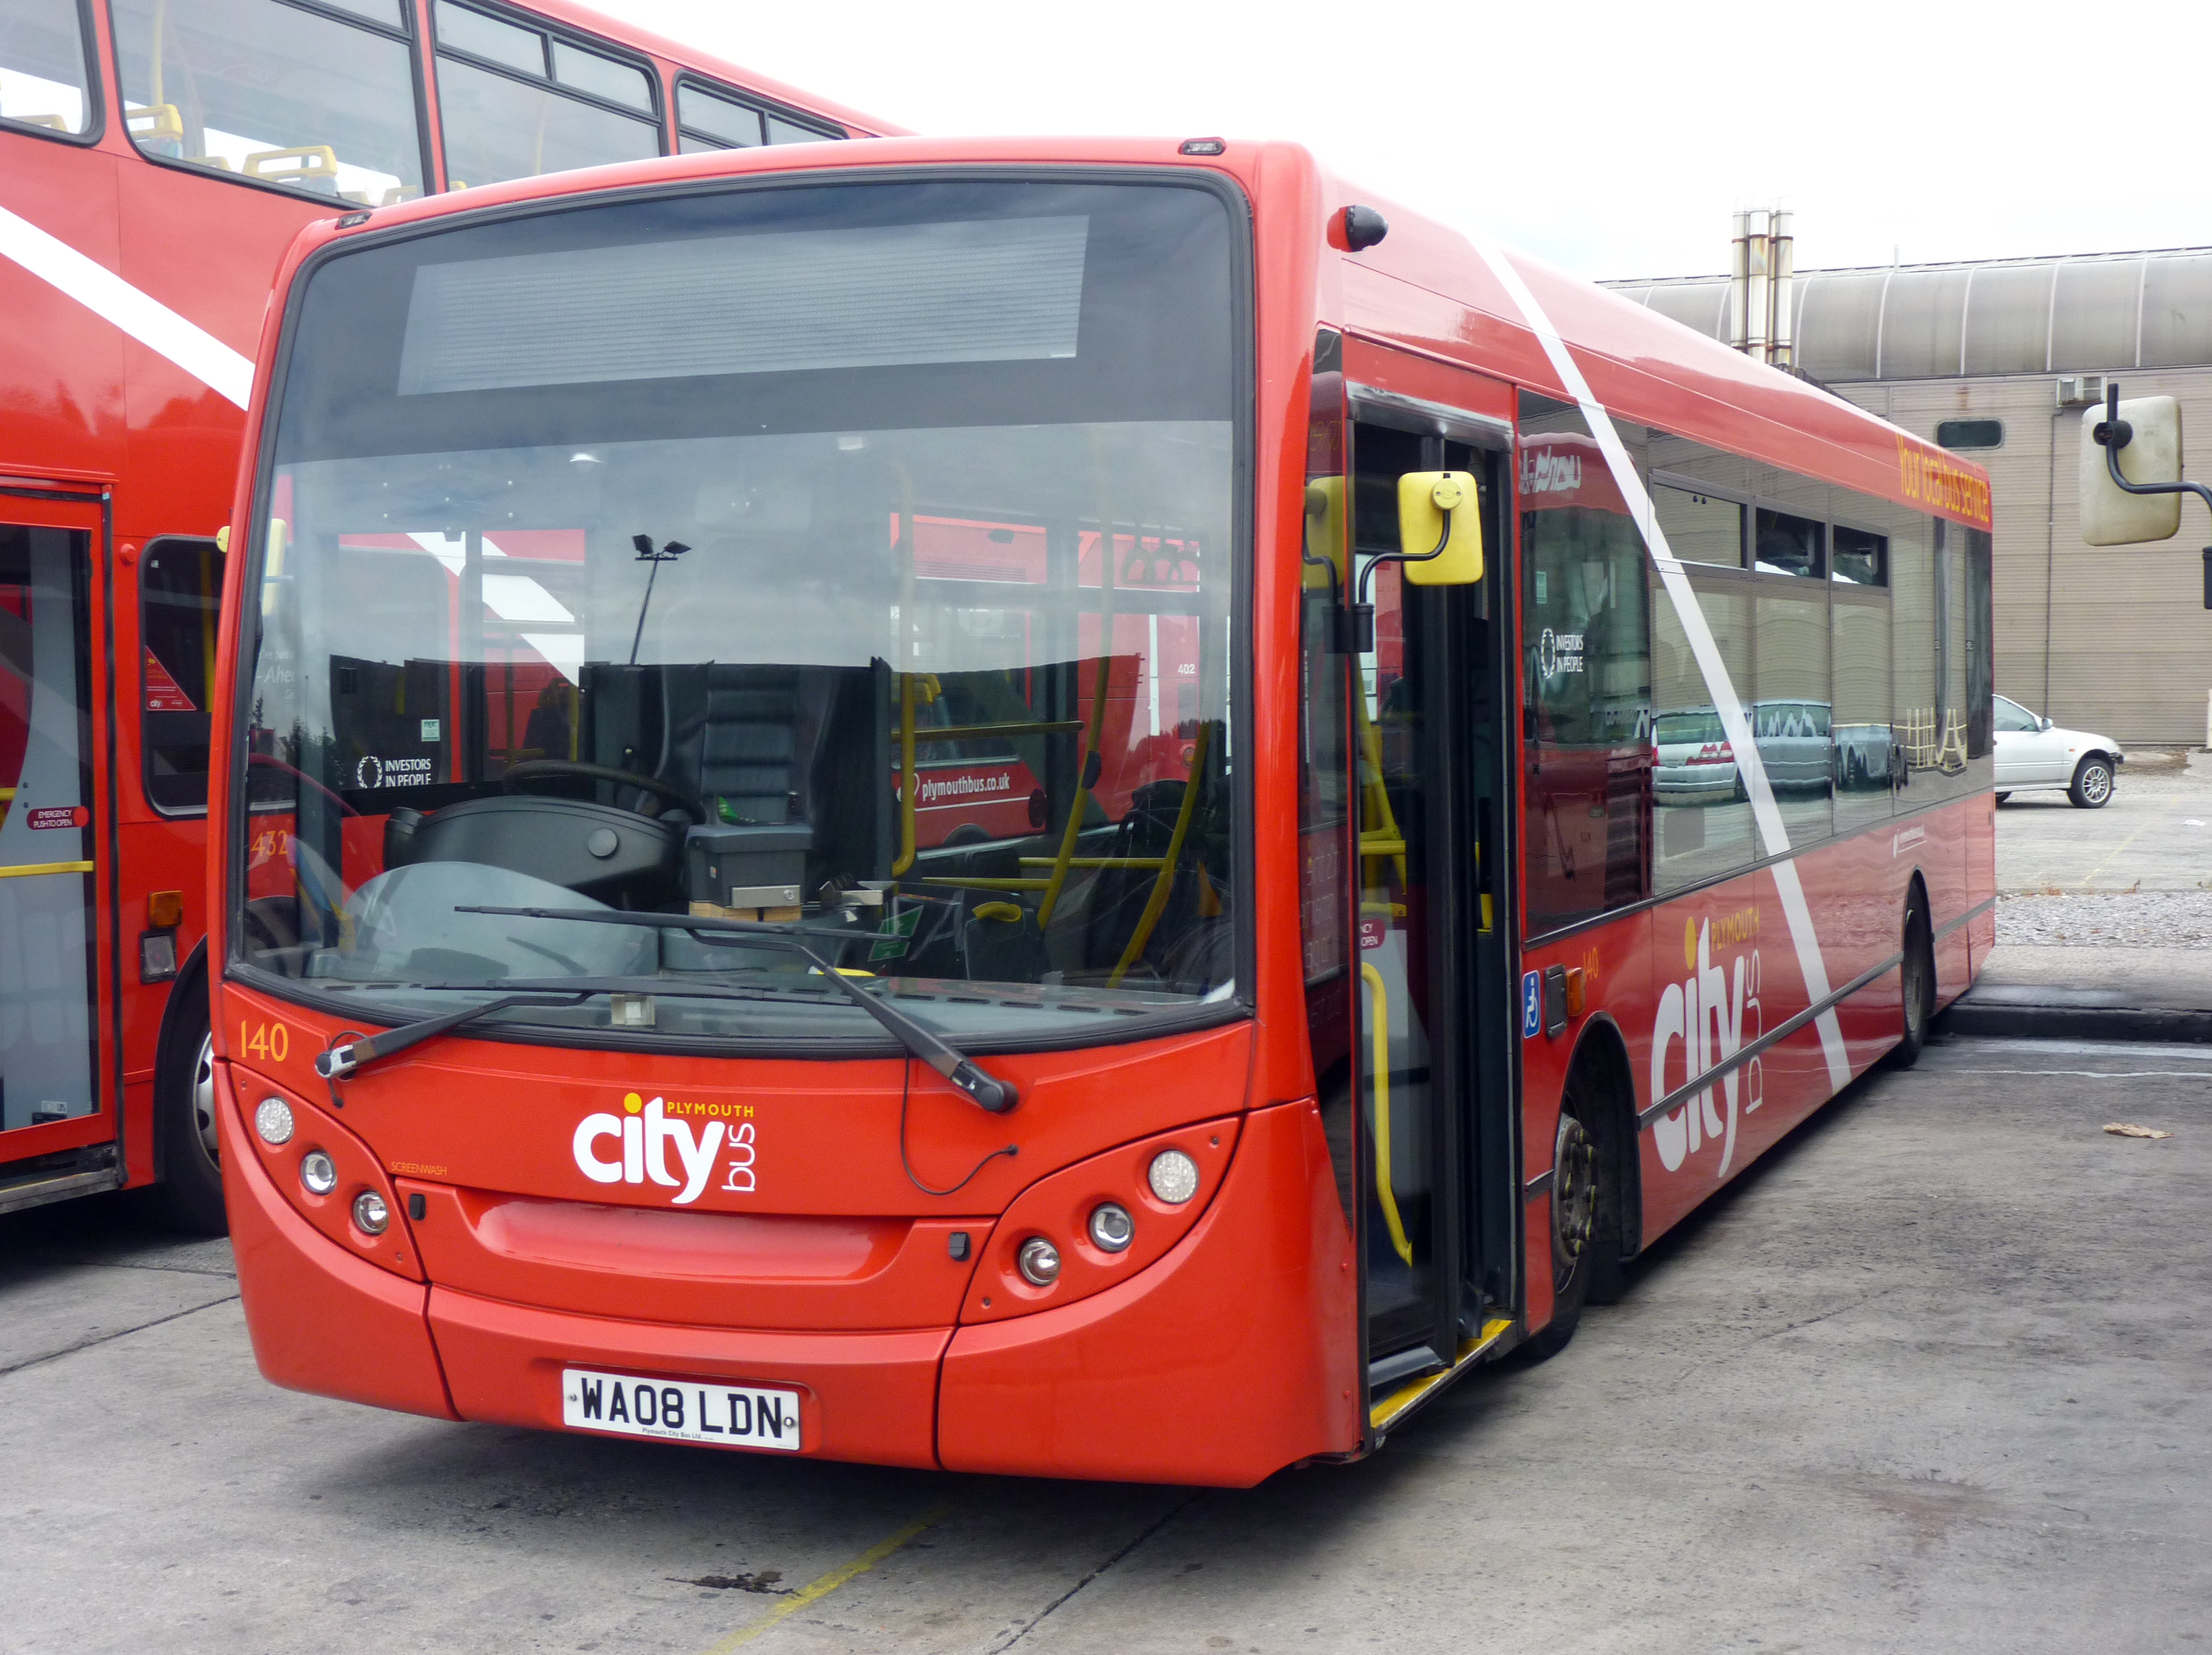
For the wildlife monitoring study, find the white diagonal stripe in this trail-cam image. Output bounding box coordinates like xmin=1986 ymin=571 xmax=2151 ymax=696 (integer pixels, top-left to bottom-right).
xmin=1469 ymin=237 xmax=1852 ymax=1093
xmin=0 ymin=202 xmax=254 ymax=409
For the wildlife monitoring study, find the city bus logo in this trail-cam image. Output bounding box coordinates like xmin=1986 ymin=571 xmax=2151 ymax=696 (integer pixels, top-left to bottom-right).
xmin=1649 ymin=915 xmax=1763 ymax=1178
xmin=570 ymin=1092 xmax=756 ymax=1204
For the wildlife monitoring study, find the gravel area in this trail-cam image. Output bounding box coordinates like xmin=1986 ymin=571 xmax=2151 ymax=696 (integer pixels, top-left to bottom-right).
xmin=1997 ymin=888 xmax=2212 ymax=946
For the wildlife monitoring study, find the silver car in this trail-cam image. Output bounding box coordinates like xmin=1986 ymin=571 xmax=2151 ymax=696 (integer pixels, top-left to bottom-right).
xmin=1993 ymin=694 xmax=2123 ymax=808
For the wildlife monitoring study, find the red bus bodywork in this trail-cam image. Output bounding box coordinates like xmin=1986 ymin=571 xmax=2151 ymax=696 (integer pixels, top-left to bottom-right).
xmin=0 ymin=1 xmax=886 ymax=1217
xmin=211 ymin=136 xmax=1994 ymax=1484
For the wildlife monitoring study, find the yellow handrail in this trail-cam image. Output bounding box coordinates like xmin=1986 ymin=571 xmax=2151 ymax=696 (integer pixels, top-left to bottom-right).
xmin=1036 ymin=487 xmax=1121 ymax=929
xmin=1361 ymin=961 xmax=1415 ymax=1266
xmin=1108 ymin=723 xmax=1209 ymax=986
xmin=1356 ymin=681 xmax=1408 ymax=892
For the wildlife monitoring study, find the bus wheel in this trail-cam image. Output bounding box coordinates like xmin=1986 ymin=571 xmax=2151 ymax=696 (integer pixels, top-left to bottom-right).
xmin=1891 ymin=889 xmax=1935 ymax=1070
xmin=151 ymin=983 xmax=227 ymax=1235
xmin=1526 ymin=1079 xmax=1603 ymax=1359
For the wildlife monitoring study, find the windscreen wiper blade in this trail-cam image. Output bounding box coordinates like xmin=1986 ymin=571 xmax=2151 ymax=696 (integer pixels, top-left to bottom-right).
xmin=313 ymin=993 xmax=588 ymax=1083
xmin=455 ymin=905 xmax=1018 ymax=1113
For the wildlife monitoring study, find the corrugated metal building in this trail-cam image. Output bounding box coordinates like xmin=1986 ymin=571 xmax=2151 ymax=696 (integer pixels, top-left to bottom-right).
xmin=1607 ymin=248 xmax=2212 ymax=743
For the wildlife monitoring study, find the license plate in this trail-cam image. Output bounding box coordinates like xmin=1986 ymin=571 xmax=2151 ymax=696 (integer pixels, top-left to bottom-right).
xmin=560 ymin=1368 xmax=801 ymax=1452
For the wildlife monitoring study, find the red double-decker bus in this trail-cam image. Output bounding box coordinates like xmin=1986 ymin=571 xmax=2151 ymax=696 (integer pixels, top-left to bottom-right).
xmin=0 ymin=0 xmax=884 ymax=1226
xmin=208 ymin=134 xmax=1994 ymax=1484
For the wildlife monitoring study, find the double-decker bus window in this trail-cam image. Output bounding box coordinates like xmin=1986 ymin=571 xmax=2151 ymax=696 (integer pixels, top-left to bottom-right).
xmin=433 ymin=1 xmax=659 ymax=189
xmin=112 ymin=0 xmax=424 ymax=205
xmin=766 ymin=114 xmax=832 ymax=145
xmin=1518 ymin=399 xmax=1651 ymax=932
xmin=675 ymin=77 xmax=840 ymax=154
xmin=140 ymin=536 xmax=223 ymax=813
xmin=677 ymin=81 xmax=760 ymax=149
xmin=238 ymin=178 xmax=1240 ymax=1043
xmin=0 ymin=0 xmax=94 ymax=135
xmin=434 ymin=1 xmax=541 ymax=73
xmin=549 ymin=41 xmax=652 ymax=112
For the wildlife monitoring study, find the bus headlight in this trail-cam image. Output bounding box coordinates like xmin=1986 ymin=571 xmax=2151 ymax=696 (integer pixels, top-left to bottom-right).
xmin=1087 ymin=1202 xmax=1135 ymax=1253
xmin=1016 ymin=1236 xmax=1061 ymax=1285
xmin=1147 ymin=1148 xmax=1200 ymax=1205
xmin=352 ymin=1191 xmax=390 ymax=1235
xmin=300 ymin=1151 xmax=337 ymax=1195
xmin=253 ymin=1097 xmax=295 ymax=1146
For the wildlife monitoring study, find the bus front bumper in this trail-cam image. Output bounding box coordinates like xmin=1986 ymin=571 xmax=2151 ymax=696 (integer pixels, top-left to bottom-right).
xmin=224 ymin=1068 xmax=1358 ymax=1485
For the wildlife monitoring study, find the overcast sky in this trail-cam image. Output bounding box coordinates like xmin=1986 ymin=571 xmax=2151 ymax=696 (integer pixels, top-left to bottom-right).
xmin=599 ymin=0 xmax=2211 ymax=281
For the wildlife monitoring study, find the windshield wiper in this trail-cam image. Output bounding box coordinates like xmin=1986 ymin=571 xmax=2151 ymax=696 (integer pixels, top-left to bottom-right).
xmin=455 ymin=905 xmax=1018 ymax=1113
xmin=314 ymin=993 xmax=588 ymax=1085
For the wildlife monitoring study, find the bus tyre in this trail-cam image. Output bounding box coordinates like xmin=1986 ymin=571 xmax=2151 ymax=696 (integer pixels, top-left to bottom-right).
xmin=1525 ymin=1076 xmax=1606 ymax=1359
xmin=2068 ymin=757 xmax=2114 ymax=809
xmin=1891 ymin=890 xmax=1935 ymax=1071
xmin=150 ymin=983 xmax=227 ymax=1236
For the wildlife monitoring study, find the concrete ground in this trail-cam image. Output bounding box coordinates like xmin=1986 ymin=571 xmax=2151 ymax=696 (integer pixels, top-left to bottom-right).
xmin=1976 ymin=750 xmax=2212 ymax=1024
xmin=4 ymin=1034 xmax=2209 ymax=1654
xmin=1995 ymin=747 xmax=2212 ymax=893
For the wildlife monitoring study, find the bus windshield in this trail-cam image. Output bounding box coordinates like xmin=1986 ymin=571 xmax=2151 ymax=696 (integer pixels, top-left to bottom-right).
xmin=234 ymin=176 xmax=1244 ymax=1052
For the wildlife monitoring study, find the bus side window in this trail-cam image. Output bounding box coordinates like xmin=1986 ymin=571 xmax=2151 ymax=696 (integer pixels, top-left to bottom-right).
xmin=433 ymin=0 xmax=660 ymax=190
xmin=140 ymin=537 xmax=223 ymax=814
xmin=110 ymin=0 xmax=425 ymax=205
xmin=676 ymin=77 xmax=843 ymax=154
xmin=0 ymin=0 xmax=95 ymax=136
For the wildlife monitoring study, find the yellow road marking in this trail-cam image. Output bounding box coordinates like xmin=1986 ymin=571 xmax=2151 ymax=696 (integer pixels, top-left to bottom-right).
xmin=701 ymin=1505 xmax=951 ymax=1653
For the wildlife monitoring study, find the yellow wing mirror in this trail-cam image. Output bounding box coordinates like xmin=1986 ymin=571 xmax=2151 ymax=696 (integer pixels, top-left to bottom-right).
xmin=1397 ymin=471 xmax=1483 ymax=585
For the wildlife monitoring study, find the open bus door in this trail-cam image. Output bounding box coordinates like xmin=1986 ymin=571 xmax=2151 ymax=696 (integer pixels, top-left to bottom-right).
xmin=0 ymin=487 xmax=111 ymax=1210
xmin=1306 ymin=346 xmax=1523 ymax=1436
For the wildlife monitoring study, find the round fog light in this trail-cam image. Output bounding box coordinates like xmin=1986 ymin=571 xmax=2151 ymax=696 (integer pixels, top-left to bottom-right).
xmin=1088 ymin=1202 xmax=1134 ymax=1253
xmin=1147 ymin=1148 xmax=1200 ymax=1205
xmin=352 ymin=1190 xmax=390 ymax=1235
xmin=1016 ymin=1235 xmax=1061 ymax=1285
xmin=253 ymin=1097 xmax=295 ymax=1146
xmin=299 ymin=1150 xmax=337 ymax=1196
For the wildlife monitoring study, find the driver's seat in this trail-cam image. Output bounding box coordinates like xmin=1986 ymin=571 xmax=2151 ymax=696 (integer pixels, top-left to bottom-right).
xmin=663 ymin=664 xmax=811 ymax=826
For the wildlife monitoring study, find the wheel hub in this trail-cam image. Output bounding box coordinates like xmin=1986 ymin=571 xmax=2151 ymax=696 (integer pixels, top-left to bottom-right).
xmin=191 ymin=1032 xmax=219 ymax=1168
xmin=1551 ymin=1110 xmax=1597 ymax=1288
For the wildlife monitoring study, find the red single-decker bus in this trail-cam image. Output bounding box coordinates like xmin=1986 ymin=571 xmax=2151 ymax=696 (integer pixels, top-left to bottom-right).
xmin=208 ymin=134 xmax=1994 ymax=1484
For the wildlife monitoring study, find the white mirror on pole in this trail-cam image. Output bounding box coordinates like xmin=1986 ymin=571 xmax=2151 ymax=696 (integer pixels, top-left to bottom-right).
xmin=2080 ymin=395 xmax=2183 ymax=546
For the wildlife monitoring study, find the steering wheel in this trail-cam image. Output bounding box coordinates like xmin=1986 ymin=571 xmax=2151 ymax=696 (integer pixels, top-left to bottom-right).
xmin=501 ymin=759 xmax=704 ymax=823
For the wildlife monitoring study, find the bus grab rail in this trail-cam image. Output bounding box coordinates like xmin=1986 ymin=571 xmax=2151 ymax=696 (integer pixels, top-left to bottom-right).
xmin=1361 ymin=960 xmax=1415 ymax=1266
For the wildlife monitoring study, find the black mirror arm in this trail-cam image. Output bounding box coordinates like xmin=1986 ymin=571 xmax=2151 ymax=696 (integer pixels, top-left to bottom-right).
xmin=1345 ymin=505 xmax=1454 ymax=655
xmin=2094 ymin=381 xmax=2212 ymax=517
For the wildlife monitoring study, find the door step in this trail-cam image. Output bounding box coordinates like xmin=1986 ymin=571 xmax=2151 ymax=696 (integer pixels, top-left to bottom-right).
xmin=1369 ymin=1316 xmax=1516 ymax=1432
